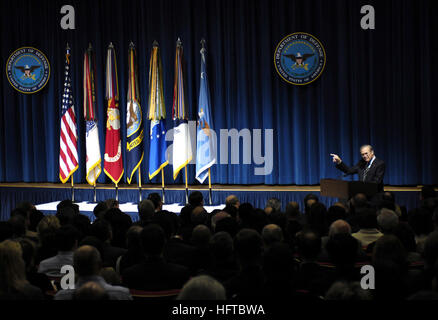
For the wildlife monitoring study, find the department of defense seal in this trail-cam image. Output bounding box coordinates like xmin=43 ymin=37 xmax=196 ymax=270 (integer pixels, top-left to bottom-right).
xmin=5 ymin=47 xmax=50 ymax=94
xmin=274 ymin=32 xmax=326 ymax=85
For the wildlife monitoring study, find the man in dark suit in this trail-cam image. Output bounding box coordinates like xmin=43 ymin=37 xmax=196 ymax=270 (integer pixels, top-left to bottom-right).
xmin=330 ymin=145 xmax=386 ymax=192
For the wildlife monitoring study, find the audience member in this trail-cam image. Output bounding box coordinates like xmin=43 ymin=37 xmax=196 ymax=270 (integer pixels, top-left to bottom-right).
xmin=177 ymin=275 xmax=226 ymax=300
xmin=55 ymin=245 xmax=131 ymax=300
xmin=0 ymin=240 xmax=44 ymax=300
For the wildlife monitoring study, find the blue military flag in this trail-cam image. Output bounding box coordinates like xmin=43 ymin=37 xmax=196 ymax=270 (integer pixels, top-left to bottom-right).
xmin=148 ymin=41 xmax=168 ymax=179
xmin=195 ymin=41 xmax=216 ymax=183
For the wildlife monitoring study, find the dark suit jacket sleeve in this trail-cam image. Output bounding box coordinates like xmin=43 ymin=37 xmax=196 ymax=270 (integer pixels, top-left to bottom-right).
xmin=370 ymin=160 xmax=385 ymax=184
xmin=335 ymin=161 xmax=359 ymax=176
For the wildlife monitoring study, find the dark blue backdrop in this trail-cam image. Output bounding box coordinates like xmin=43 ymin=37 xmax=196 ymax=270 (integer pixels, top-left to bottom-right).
xmin=0 ymin=0 xmax=437 ymax=185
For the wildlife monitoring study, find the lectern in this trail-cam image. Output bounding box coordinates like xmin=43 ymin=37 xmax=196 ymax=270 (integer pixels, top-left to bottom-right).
xmin=320 ymin=179 xmax=379 ymax=200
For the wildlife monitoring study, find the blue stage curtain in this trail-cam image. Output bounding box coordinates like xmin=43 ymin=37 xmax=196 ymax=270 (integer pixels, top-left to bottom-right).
xmin=0 ymin=0 xmax=437 ymax=186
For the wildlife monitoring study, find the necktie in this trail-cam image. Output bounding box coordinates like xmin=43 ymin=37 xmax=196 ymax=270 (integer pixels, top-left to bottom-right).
xmin=363 ymin=164 xmax=370 ymax=181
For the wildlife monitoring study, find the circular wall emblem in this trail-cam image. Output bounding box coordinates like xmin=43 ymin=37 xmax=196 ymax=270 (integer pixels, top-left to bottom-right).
xmin=5 ymin=47 xmax=51 ymax=94
xmin=274 ymin=32 xmax=326 ymax=85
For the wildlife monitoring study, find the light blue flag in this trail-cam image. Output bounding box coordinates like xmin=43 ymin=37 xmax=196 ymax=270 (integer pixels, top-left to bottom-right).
xmin=195 ymin=42 xmax=216 ymax=183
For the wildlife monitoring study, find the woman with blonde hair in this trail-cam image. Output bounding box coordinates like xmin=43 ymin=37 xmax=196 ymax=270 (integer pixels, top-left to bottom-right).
xmin=0 ymin=240 xmax=43 ymax=300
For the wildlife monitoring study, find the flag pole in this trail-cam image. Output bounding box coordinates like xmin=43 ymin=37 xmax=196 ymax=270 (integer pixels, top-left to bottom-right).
xmin=138 ymin=168 xmax=142 ymax=202
xmin=93 ymin=180 xmax=97 ymax=203
xmin=185 ymin=166 xmax=189 ymax=204
xmin=71 ymin=175 xmax=75 ymax=202
xmin=208 ymin=168 xmax=212 ymax=205
xmin=161 ymin=167 xmax=165 ymax=204
xmin=115 ymin=183 xmax=119 ymax=201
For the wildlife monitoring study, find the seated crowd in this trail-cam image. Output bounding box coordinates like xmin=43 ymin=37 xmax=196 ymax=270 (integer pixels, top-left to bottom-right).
xmin=0 ymin=186 xmax=438 ymax=300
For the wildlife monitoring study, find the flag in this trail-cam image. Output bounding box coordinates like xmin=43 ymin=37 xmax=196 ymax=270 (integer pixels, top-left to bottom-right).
xmin=172 ymin=38 xmax=192 ymax=180
xmin=148 ymin=41 xmax=168 ymax=180
xmin=59 ymin=45 xmax=78 ymax=183
xmin=195 ymin=41 xmax=216 ymax=183
xmin=126 ymin=42 xmax=144 ymax=184
xmin=104 ymin=43 xmax=123 ymax=184
xmin=83 ymin=45 xmax=101 ymax=185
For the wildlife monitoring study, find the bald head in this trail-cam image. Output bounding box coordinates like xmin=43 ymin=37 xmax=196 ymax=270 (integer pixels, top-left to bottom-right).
xmin=73 ymin=281 xmax=109 ymax=300
xmin=262 ymin=224 xmax=283 ymax=246
xmin=329 ymin=220 xmax=352 ymax=237
xmin=74 ymin=245 xmax=101 ymax=277
xmin=225 ymin=195 xmax=240 ymax=208
xmin=191 ymin=224 xmax=212 ymax=247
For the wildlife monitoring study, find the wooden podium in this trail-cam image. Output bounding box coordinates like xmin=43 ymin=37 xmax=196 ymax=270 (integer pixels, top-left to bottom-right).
xmin=320 ymin=178 xmax=379 ymax=200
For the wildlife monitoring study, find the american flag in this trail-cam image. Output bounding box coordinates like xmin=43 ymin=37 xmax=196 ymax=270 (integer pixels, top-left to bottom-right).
xmin=59 ymin=45 xmax=78 ymax=183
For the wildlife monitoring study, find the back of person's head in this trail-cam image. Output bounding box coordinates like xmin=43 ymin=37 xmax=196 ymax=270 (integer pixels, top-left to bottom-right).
xmin=151 ymin=214 xmax=174 ymax=239
xmin=421 ymin=185 xmax=437 ymax=200
xmin=265 ymin=198 xmax=281 ymax=214
xmin=125 ymin=225 xmax=143 ymax=249
xmin=350 ymin=193 xmax=369 ymax=215
xmin=358 ymin=208 xmax=378 ymax=229
xmin=90 ymin=219 xmax=112 ymax=243
xmin=57 ymin=200 xmax=79 ymax=215
xmin=303 ymin=194 xmax=319 ymax=213
xmin=234 ymin=229 xmax=263 ymax=266
xmin=105 ymin=199 xmax=119 ymax=209
xmin=377 ymin=208 xmax=399 ymax=234
xmin=214 ymin=217 xmax=239 ymax=238
xmin=177 ymin=275 xmax=226 ymax=300
xmin=326 ymin=233 xmax=358 ymax=267
xmin=225 ymin=195 xmax=239 ymax=208
xmin=408 ymin=207 xmax=433 ymax=236
xmin=17 ymin=237 xmax=36 ymax=271
xmin=262 ymin=224 xmax=283 ymax=247
xmin=211 ymin=211 xmax=231 ymax=231
xmin=285 ymin=201 xmax=300 ymax=219
xmin=56 ymin=206 xmax=76 ymax=226
xmin=307 ymin=202 xmax=328 ymax=237
xmin=188 ymin=191 xmax=204 ymax=207
xmin=268 ymin=212 xmax=287 ymax=234
xmin=328 ymin=220 xmax=351 ymax=237
xmin=141 ymin=224 xmax=166 ymax=257
xmin=74 ymin=245 xmax=102 ymax=277
xmin=10 ymin=207 xmax=28 ymax=220
xmin=392 ymin=222 xmax=417 ymax=253
xmin=73 ymin=281 xmax=109 ymax=300
xmin=327 ymin=206 xmax=347 ymax=226
xmin=79 ymin=236 xmax=105 ymax=260
xmin=16 ymin=201 xmax=35 ymax=214
xmin=56 ymin=225 xmax=79 ymax=251
xmin=191 ymin=206 xmax=208 ymax=226
xmin=0 ymin=240 xmax=27 ymax=292
xmin=0 ymin=222 xmax=14 ymax=242
xmin=8 ymin=215 xmax=26 ymax=238
xmin=137 ymin=199 xmax=155 ymax=222
xmin=423 ymin=231 xmax=438 ymax=268
xmin=209 ymin=232 xmax=234 ymax=262
xmin=372 ymin=235 xmax=406 ymax=267
xmin=222 ymin=205 xmax=238 ymax=219
xmin=191 ymin=224 xmax=211 ymax=248
xmin=147 ymin=193 xmax=162 ymax=211
xmin=297 ymin=230 xmax=321 ymax=261
xmin=93 ymin=201 xmax=109 ymax=220
xmin=37 ymin=215 xmax=60 ymax=234
xmin=263 ymin=242 xmax=294 ymax=279
xmin=238 ymin=203 xmax=254 ymax=223
xmin=104 ymin=208 xmax=132 ymax=246
xmin=28 ymin=210 xmax=44 ymax=232
xmin=325 ymin=281 xmax=372 ymax=300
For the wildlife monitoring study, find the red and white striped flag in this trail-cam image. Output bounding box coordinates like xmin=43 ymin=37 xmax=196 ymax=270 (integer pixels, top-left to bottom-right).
xmin=59 ymin=45 xmax=79 ymax=183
